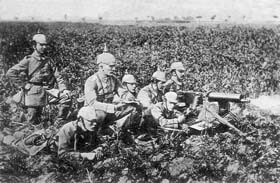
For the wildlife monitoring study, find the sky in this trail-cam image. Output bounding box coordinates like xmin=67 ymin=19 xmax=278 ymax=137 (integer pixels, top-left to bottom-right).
xmin=0 ymin=0 xmax=280 ymax=22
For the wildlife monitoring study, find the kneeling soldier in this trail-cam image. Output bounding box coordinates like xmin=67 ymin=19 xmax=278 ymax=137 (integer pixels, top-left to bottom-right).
xmin=137 ymin=71 xmax=166 ymax=116
xmin=119 ymin=74 xmax=142 ymax=130
xmin=84 ymin=51 xmax=137 ymax=132
xmin=137 ymin=70 xmax=166 ymax=129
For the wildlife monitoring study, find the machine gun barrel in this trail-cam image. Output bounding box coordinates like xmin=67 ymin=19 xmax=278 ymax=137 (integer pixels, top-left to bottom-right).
xmin=178 ymin=91 xmax=250 ymax=110
xmin=178 ymin=91 xmax=249 ymax=103
xmin=207 ymin=92 xmax=248 ymax=103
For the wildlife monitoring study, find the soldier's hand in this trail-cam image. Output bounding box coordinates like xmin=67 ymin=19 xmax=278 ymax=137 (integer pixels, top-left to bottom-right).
xmin=80 ymin=153 xmax=96 ymax=160
xmin=94 ymin=147 xmax=103 ymax=160
xmin=184 ymin=108 xmax=192 ymax=116
xmin=185 ymin=107 xmax=199 ymax=116
xmin=114 ymin=103 xmax=127 ymax=111
xmin=177 ymin=115 xmax=186 ymax=123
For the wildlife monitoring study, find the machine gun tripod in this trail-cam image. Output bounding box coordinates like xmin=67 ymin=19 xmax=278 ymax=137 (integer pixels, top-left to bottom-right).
xmin=178 ymin=91 xmax=250 ymax=136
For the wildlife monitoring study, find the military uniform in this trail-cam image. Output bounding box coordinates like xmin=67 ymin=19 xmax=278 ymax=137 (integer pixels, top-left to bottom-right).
xmin=164 ymin=76 xmax=200 ymax=110
xmin=151 ymin=102 xmax=183 ymax=129
xmin=6 ymin=51 xmax=70 ymax=124
xmin=84 ymin=71 xmax=120 ymax=109
xmin=57 ymin=120 xmax=100 ymax=160
xmin=137 ymin=84 xmax=164 ymax=115
xmin=84 ymin=71 xmax=136 ymax=129
xmin=119 ymin=89 xmax=142 ymax=129
xmin=120 ymin=89 xmax=137 ymax=102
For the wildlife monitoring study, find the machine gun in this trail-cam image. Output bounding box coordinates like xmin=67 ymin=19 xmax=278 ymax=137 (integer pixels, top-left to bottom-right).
xmin=178 ymin=91 xmax=249 ymax=109
xmin=178 ymin=91 xmax=250 ymax=136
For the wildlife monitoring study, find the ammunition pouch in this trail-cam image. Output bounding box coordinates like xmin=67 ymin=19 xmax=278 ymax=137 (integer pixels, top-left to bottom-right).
xmin=12 ymin=89 xmax=25 ymax=105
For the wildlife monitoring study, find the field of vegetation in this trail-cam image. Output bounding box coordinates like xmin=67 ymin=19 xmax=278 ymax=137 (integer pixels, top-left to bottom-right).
xmin=0 ymin=22 xmax=280 ymax=183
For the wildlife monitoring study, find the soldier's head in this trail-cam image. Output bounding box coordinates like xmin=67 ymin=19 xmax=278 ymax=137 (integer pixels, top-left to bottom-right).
xmin=151 ymin=71 xmax=166 ymax=91
xmin=77 ymin=106 xmax=100 ymax=132
xmin=170 ymin=62 xmax=185 ymax=80
xmin=164 ymin=92 xmax=178 ymax=111
xmin=97 ymin=52 xmax=116 ymax=76
xmin=122 ymin=74 xmax=137 ymax=93
xmin=32 ymin=34 xmax=47 ymax=55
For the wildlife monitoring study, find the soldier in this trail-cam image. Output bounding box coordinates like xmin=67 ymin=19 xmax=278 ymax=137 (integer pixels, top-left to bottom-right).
xmin=164 ymin=62 xmax=186 ymax=93
xmin=137 ymin=71 xmax=166 ymax=129
xmin=6 ymin=33 xmax=71 ymax=126
xmin=57 ymin=106 xmax=103 ymax=160
xmin=151 ymin=92 xmax=186 ymax=129
xmin=119 ymin=74 xmax=142 ymax=130
xmin=137 ymin=70 xmax=166 ymax=116
xmin=84 ymin=52 xmax=137 ymax=131
xmin=120 ymin=74 xmax=138 ymax=102
xmin=165 ymin=62 xmax=201 ymax=110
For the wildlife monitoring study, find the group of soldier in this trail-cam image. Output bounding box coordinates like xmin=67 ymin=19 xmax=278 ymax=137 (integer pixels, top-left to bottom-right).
xmin=5 ymin=33 xmax=192 ymax=161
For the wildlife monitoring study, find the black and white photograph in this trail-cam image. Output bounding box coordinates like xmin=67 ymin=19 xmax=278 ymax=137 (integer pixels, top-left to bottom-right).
xmin=0 ymin=0 xmax=280 ymax=182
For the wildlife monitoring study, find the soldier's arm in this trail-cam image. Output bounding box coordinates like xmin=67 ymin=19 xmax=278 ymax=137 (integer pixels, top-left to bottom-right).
xmin=151 ymin=104 xmax=180 ymax=129
xmin=163 ymin=80 xmax=174 ymax=93
xmin=6 ymin=57 xmax=29 ymax=86
xmin=137 ymin=89 xmax=153 ymax=110
xmin=84 ymin=77 xmax=115 ymax=113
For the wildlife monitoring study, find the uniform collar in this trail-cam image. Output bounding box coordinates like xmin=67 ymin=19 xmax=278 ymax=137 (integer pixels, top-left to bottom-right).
xmin=31 ymin=51 xmax=45 ymax=61
xmin=125 ymin=89 xmax=136 ymax=97
xmin=171 ymin=76 xmax=183 ymax=86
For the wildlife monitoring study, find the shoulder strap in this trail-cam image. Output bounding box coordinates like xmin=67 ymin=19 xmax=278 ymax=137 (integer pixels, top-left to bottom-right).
xmin=96 ymin=73 xmax=105 ymax=94
xmin=111 ymin=75 xmax=119 ymax=94
xmin=27 ymin=59 xmax=48 ymax=81
xmin=96 ymin=74 xmax=119 ymax=96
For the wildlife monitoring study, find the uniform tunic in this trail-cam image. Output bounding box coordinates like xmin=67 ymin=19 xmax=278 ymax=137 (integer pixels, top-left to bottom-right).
xmin=84 ymin=71 xmax=122 ymax=113
xmin=6 ymin=51 xmax=67 ymax=107
xmin=84 ymin=71 xmax=135 ymax=129
xmin=151 ymin=102 xmax=182 ymax=129
xmin=137 ymin=84 xmax=163 ymax=115
xmin=119 ymin=90 xmax=142 ymax=128
xmin=57 ymin=121 xmax=100 ymax=159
